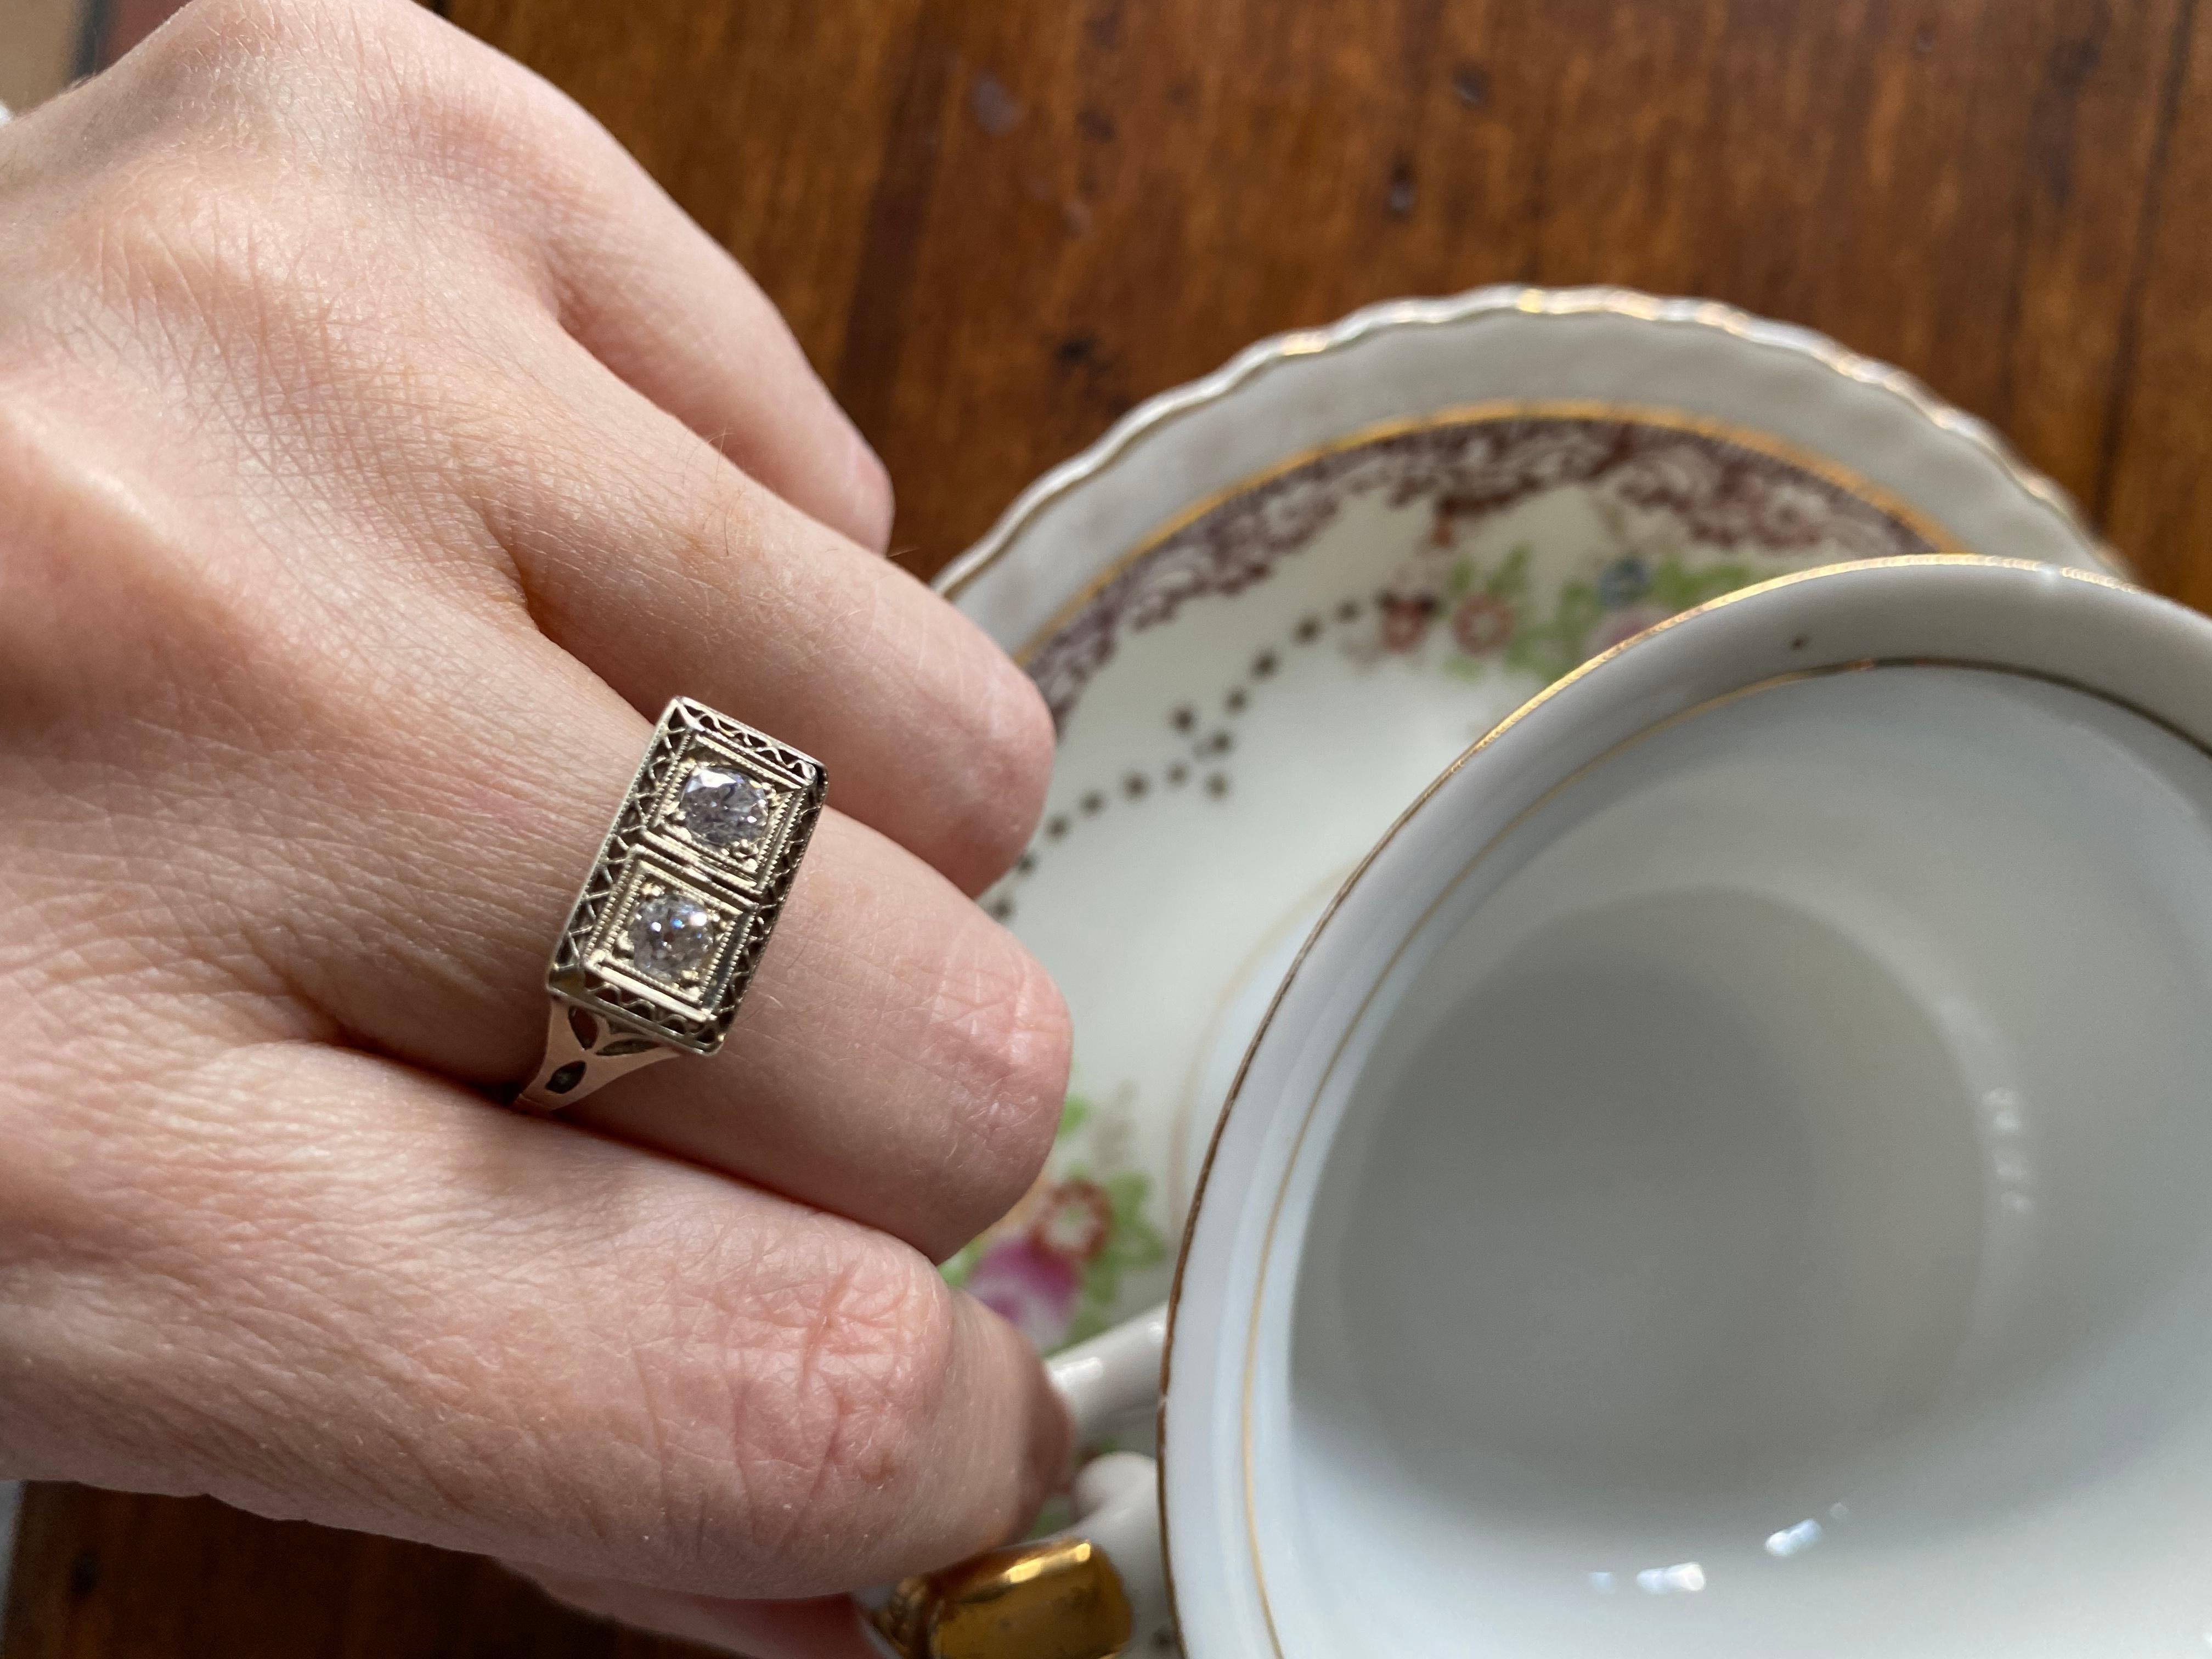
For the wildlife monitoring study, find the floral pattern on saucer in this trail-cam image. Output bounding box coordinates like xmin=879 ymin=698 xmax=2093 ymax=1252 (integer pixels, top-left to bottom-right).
xmin=944 ymin=1089 xmax=1167 ymax=1350
xmin=952 ymin=410 xmax=1943 ymax=1357
xmin=1029 ymin=413 xmax=1937 ymax=727
xmin=1365 ymin=535 xmax=1763 ymax=681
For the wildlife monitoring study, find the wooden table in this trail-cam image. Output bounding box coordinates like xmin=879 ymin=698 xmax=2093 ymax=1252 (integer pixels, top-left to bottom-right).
xmin=10 ymin=0 xmax=2212 ymax=1650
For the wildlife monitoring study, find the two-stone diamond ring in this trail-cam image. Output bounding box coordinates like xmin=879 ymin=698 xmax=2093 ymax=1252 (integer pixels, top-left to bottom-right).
xmin=517 ymin=697 xmax=825 ymax=1110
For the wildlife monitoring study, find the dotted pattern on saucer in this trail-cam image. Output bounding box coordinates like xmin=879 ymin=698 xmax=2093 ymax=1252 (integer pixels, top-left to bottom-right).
xmin=986 ymin=597 xmax=1363 ymax=924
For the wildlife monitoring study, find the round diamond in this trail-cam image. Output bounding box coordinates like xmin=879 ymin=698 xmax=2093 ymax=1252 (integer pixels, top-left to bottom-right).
xmin=679 ymin=765 xmax=769 ymax=850
xmin=628 ymin=891 xmax=719 ymax=981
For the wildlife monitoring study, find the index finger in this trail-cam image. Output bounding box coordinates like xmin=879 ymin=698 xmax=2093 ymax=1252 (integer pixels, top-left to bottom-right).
xmin=335 ymin=0 xmax=898 ymax=554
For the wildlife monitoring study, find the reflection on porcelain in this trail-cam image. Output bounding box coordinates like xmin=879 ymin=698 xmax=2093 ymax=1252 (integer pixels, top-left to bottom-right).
xmin=938 ymin=289 xmax=2117 ymax=1361
xmin=1166 ymin=561 xmax=2212 ymax=1658
xmin=902 ymin=290 xmax=2189 ymax=1658
xmin=1763 ymin=1517 xmax=1824 ymax=1558
xmin=1633 ymin=1564 xmax=1706 ymax=1595
xmin=890 ymin=558 xmax=2212 ymax=1659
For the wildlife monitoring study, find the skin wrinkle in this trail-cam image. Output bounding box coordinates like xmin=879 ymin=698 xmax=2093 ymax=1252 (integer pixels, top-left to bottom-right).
xmin=132 ymin=289 xmax=461 ymax=596
xmin=622 ymin=1320 xmax=690 ymax=1561
xmin=29 ymin=138 xmax=522 ymax=610
xmin=4 ymin=413 xmax=571 ymax=1026
xmin=470 ymin=393 xmax=785 ymax=630
xmin=449 ymin=343 xmax=1046 ymax=889
xmin=919 ymin=959 xmax=1070 ymax=1204
xmin=0 ymin=796 xmax=314 ymax=1040
xmin=0 ymin=427 xmax=330 ymax=731
xmin=771 ymin=1258 xmax=871 ymax=1566
xmin=4 ymin=654 xmax=588 ymax=1079
xmin=8 ymin=1013 xmax=1013 ymax=1583
xmin=7 ymin=738 xmax=405 ymax=1029
xmin=20 ymin=1067 xmax=585 ymax=1525
xmin=610 ymin=871 xmax=1067 ymax=1252
xmin=0 ymin=0 xmax=1071 ymax=1634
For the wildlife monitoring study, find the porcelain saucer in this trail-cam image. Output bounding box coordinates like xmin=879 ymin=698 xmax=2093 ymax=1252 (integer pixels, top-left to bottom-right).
xmin=933 ymin=286 xmax=2120 ymax=1356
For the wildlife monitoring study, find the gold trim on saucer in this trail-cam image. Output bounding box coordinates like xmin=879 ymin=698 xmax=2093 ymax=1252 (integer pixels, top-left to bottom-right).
xmin=872 ymin=1537 xmax=1134 ymax=1659
xmin=1001 ymin=398 xmax=1969 ymax=673
xmin=934 ymin=286 xmax=2129 ymax=623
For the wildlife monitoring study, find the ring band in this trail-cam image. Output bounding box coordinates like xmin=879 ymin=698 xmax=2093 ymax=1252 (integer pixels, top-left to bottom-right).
xmin=517 ymin=696 xmax=826 ymax=1110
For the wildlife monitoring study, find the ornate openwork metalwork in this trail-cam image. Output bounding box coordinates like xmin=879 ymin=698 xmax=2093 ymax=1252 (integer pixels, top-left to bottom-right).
xmin=517 ymin=697 xmax=825 ymax=1109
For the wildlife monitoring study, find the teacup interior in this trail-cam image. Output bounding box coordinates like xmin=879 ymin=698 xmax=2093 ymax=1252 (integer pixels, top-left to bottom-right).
xmin=1282 ymin=664 xmax=2212 ymax=1655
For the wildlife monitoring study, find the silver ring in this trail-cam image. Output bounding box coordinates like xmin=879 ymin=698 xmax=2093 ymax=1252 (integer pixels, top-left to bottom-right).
xmin=517 ymin=697 xmax=826 ymax=1110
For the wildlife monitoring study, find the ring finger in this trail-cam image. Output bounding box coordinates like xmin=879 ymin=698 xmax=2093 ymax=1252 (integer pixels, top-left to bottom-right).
xmin=233 ymin=623 xmax=1066 ymax=1262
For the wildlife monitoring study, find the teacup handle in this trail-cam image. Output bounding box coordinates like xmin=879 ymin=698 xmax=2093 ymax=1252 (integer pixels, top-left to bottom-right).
xmin=862 ymin=1307 xmax=1172 ymax=1659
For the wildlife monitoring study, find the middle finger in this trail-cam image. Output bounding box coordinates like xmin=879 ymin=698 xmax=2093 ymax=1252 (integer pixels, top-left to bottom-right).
xmin=452 ymin=314 xmax=1054 ymax=898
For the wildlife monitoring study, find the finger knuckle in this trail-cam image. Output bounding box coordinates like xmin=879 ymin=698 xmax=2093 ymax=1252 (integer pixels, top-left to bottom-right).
xmin=0 ymin=411 xmax=223 ymax=696
xmin=62 ymin=158 xmax=297 ymax=328
xmin=917 ymin=930 xmax=1071 ymax=1231
xmin=150 ymin=0 xmax=415 ymax=91
xmin=946 ymin=650 xmax=1058 ymax=880
xmin=152 ymin=0 xmax=563 ymax=207
xmin=736 ymin=1244 xmax=956 ymax=1554
xmin=366 ymin=39 xmax=583 ymax=200
xmin=152 ymin=0 xmax=324 ymax=69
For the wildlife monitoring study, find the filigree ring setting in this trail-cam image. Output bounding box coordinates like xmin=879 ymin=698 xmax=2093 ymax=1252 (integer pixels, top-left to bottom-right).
xmin=516 ymin=697 xmax=826 ymax=1110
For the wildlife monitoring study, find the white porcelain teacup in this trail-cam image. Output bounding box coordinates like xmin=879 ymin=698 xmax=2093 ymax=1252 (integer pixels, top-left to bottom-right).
xmin=873 ymin=555 xmax=2212 ymax=1659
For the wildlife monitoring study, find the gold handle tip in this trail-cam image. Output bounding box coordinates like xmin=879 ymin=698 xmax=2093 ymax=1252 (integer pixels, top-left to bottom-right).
xmin=871 ymin=1536 xmax=1134 ymax=1659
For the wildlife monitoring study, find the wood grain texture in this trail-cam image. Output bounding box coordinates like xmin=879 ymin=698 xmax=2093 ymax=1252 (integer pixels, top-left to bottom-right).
xmin=438 ymin=0 xmax=2205 ymax=582
xmin=8 ymin=0 xmax=2209 ymax=1651
xmin=2 ymin=1483 xmax=713 ymax=1658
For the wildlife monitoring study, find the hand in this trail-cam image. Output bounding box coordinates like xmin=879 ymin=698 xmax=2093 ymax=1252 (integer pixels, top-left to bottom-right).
xmin=0 ymin=2 xmax=1071 ymax=1652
